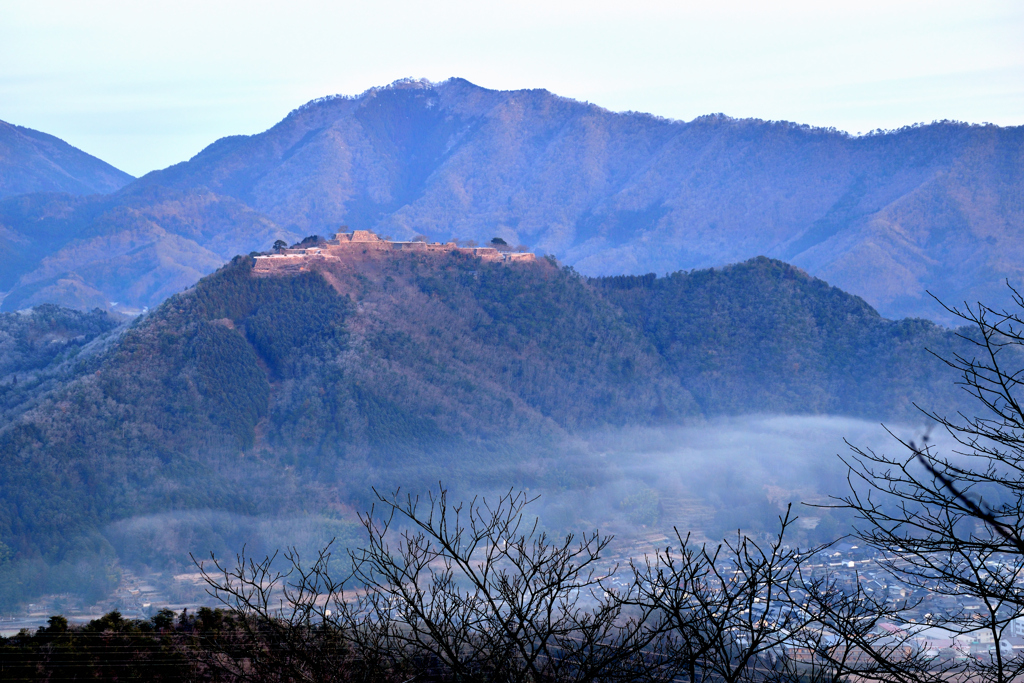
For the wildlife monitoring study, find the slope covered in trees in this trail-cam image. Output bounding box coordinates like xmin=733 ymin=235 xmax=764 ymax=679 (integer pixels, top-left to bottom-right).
xmin=597 ymin=259 xmax=963 ymax=417
xmin=0 ymin=250 xmax=973 ymax=606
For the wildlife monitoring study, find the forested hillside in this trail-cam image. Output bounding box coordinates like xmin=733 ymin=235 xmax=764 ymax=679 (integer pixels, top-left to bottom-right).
xmin=0 ymin=250 xmax=973 ymax=606
xmin=2 ymin=79 xmax=1021 ymax=321
xmin=0 ymin=305 xmax=119 ymax=378
xmin=597 ymin=259 xmax=963 ymax=417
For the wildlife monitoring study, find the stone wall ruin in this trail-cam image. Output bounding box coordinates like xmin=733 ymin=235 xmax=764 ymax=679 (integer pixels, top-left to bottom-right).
xmin=253 ymin=229 xmax=535 ymax=275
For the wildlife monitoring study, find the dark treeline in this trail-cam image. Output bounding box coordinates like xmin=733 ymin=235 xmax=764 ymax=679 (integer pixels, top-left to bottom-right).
xmin=1 ymin=611 xmax=209 ymax=681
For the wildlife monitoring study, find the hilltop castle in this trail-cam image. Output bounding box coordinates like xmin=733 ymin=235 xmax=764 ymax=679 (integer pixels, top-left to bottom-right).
xmin=253 ymin=229 xmax=535 ymax=274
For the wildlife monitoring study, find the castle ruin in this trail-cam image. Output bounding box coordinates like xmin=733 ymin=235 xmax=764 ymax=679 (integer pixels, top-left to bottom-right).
xmin=253 ymin=229 xmax=535 ymax=274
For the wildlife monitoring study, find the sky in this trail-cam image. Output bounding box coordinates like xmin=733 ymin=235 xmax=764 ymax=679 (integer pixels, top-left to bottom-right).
xmin=2 ymin=0 xmax=1022 ymax=177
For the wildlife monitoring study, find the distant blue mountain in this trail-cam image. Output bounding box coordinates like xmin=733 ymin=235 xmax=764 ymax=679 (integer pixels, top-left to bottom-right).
xmin=0 ymin=120 xmax=133 ymax=198
xmin=3 ymin=79 xmax=1022 ymax=321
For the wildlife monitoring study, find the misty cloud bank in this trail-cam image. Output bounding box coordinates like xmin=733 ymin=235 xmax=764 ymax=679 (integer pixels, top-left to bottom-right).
xmin=104 ymin=414 xmax=941 ymax=570
xmin=524 ymin=414 xmax=948 ymax=543
xmin=0 ymin=414 xmax=948 ymax=613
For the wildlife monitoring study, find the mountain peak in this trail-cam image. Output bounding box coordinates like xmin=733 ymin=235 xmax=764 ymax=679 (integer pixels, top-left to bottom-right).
xmin=0 ymin=120 xmax=134 ymax=200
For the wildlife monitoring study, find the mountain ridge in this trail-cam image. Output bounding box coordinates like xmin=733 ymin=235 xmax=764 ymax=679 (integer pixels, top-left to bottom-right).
xmin=0 ymin=186 xmax=296 ymax=312
xmin=2 ymin=79 xmax=1021 ymax=322
xmin=0 ymin=120 xmax=134 ymax=199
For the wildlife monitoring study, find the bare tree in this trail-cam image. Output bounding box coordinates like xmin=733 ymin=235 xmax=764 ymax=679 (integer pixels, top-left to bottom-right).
xmin=196 ymin=486 xmax=670 ymax=682
xmin=629 ymin=506 xmax=847 ymax=683
xmin=795 ymin=564 xmax=949 ymax=683
xmin=193 ymin=543 xmax=360 ymax=682
xmin=198 ymin=474 xmax=995 ymax=683
xmin=345 ymin=486 xmax=668 ymax=683
xmin=828 ymin=288 xmax=1024 ymax=683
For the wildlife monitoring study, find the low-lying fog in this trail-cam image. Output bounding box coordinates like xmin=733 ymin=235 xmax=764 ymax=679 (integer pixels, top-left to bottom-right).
xmin=533 ymin=414 xmax=948 ymax=545
xmin=108 ymin=414 xmax=945 ymax=573
xmin=3 ymin=413 xmax=954 ymax=619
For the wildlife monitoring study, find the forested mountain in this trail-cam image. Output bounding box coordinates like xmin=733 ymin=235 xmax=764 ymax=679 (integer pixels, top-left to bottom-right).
xmin=3 ymin=79 xmax=1022 ymax=321
xmin=0 ymin=120 xmax=133 ymax=199
xmin=0 ymin=251 xmax=974 ymax=606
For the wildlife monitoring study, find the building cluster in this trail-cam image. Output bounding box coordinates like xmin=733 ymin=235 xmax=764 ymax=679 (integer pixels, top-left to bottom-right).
xmin=253 ymin=229 xmax=535 ymax=274
xmin=773 ymin=546 xmax=1024 ymax=661
xmin=597 ymin=536 xmax=1024 ymax=664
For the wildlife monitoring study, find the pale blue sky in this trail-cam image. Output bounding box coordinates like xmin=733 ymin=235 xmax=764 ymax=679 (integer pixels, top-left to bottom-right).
xmin=2 ymin=0 xmax=1022 ymax=176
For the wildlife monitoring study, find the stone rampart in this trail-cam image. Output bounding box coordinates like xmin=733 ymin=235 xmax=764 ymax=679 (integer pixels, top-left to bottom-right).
xmin=252 ymin=253 xmax=329 ymax=274
xmin=253 ymin=230 xmax=535 ymax=274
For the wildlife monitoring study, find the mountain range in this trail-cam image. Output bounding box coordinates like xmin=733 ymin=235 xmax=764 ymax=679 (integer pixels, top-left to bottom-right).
xmin=1 ymin=78 xmax=1022 ymax=322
